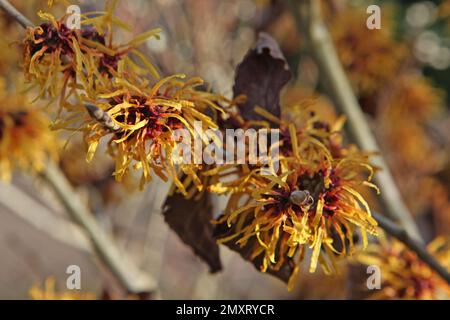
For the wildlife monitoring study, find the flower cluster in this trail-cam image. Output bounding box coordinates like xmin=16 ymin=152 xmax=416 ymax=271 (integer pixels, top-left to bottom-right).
xmin=23 ymin=6 xmax=160 ymax=106
xmin=213 ymin=106 xmax=379 ymax=290
xmin=357 ymin=236 xmax=450 ymax=299
xmin=82 ymin=74 xmax=227 ymax=192
xmin=21 ymin=1 xmax=227 ymax=192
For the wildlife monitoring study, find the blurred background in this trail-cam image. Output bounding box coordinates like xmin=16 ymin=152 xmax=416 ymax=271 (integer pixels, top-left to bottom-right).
xmin=0 ymin=0 xmax=449 ymax=299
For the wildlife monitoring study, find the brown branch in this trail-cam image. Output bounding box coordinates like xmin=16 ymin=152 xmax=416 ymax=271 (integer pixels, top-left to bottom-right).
xmin=0 ymin=0 xmax=33 ymax=28
xmin=372 ymin=212 xmax=450 ymax=285
xmin=289 ymin=0 xmax=422 ymax=242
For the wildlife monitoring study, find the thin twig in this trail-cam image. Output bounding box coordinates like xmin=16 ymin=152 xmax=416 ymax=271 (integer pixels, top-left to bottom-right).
xmin=289 ymin=0 xmax=422 ymax=241
xmin=372 ymin=212 xmax=450 ymax=285
xmin=41 ymin=161 xmax=157 ymax=294
xmin=0 ymin=0 xmax=33 ymax=28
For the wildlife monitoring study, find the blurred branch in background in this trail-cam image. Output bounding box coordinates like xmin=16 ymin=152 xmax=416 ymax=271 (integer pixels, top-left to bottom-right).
xmin=0 ymin=182 xmax=91 ymax=252
xmin=287 ymin=0 xmax=450 ymax=286
xmin=289 ymin=1 xmax=422 ymax=240
xmin=373 ymin=211 xmax=450 ymax=284
xmin=41 ymin=162 xmax=157 ymax=295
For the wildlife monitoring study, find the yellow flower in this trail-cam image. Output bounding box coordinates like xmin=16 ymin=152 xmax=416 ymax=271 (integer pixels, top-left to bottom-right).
xmin=80 ymin=74 xmax=227 ymax=194
xmin=330 ymin=8 xmax=405 ymax=97
xmin=0 ymin=79 xmax=58 ymax=181
xmin=29 ymin=277 xmax=96 ymax=300
xmin=46 ymin=0 xmax=68 ymax=7
xmin=214 ymin=114 xmax=378 ymax=290
xmin=378 ymin=74 xmax=443 ymax=122
xmin=375 ymin=74 xmax=444 ymax=215
xmin=22 ymin=3 xmax=160 ymax=106
xmin=357 ymin=236 xmax=450 ymax=300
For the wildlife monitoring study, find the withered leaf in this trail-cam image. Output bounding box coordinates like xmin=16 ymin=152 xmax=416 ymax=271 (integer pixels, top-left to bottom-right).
xmin=214 ymin=214 xmax=295 ymax=283
xmin=233 ymin=32 xmax=292 ymax=122
xmin=163 ymin=193 xmax=222 ymax=273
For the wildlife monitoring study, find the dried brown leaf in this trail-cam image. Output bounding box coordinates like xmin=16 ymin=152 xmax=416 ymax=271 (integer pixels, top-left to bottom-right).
xmin=233 ymin=32 xmax=292 ymax=122
xmin=163 ymin=193 xmax=222 ymax=273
